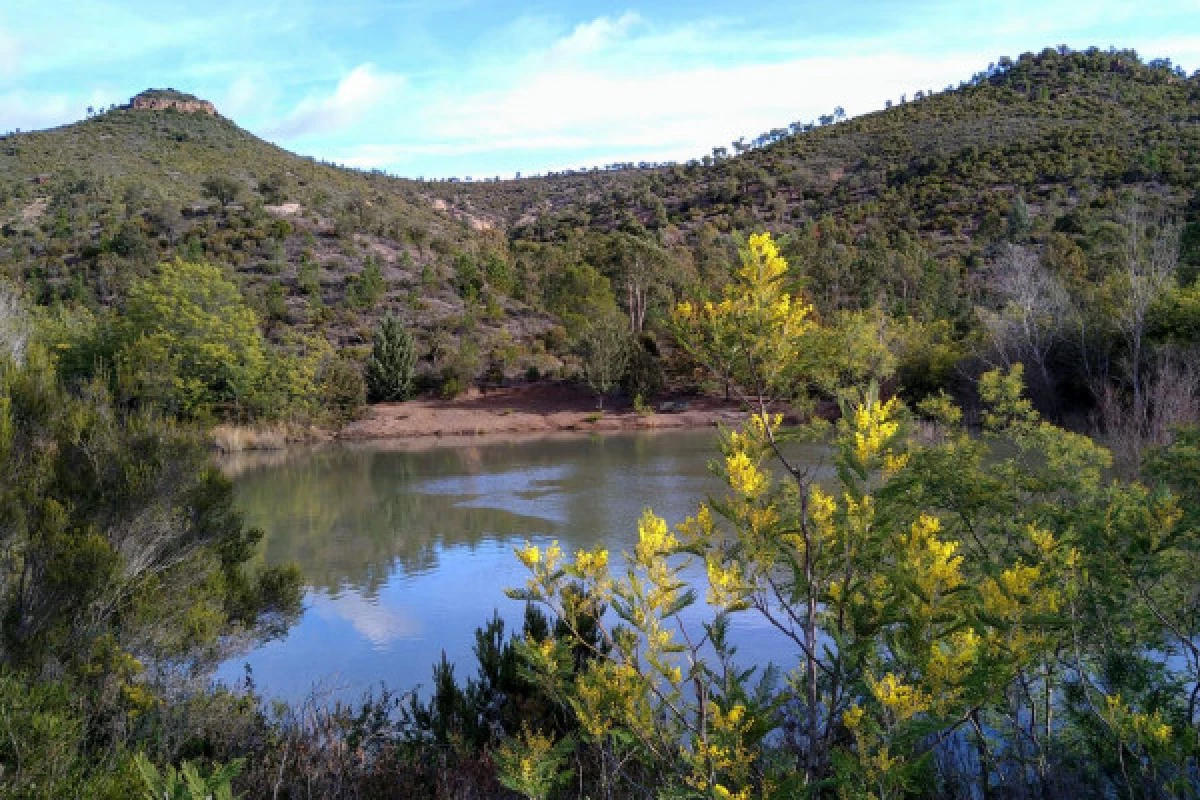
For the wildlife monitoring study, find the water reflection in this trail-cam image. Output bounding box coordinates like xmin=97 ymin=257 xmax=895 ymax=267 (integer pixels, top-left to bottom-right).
xmin=216 ymin=431 xmax=825 ymax=702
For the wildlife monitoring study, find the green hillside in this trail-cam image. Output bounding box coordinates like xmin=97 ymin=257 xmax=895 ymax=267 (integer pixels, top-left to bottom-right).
xmin=0 ymin=98 xmax=553 ymax=398
xmin=1 ymin=46 xmax=1198 ymax=420
xmin=440 ymin=46 xmax=1199 ymax=257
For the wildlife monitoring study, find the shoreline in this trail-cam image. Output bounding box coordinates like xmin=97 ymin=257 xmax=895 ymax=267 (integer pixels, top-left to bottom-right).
xmin=211 ymin=384 xmax=750 ymax=454
xmin=337 ymin=385 xmax=747 ymax=442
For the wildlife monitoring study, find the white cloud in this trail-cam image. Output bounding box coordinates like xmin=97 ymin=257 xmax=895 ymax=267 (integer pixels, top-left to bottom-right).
xmin=547 ymin=11 xmax=641 ymax=61
xmin=406 ymin=50 xmax=982 ymax=173
xmin=220 ymin=74 xmax=265 ymax=119
xmin=0 ymin=90 xmax=75 ymax=131
xmin=0 ymin=27 xmax=18 ymax=77
xmin=311 ymin=590 xmax=420 ymax=648
xmin=316 ymin=6 xmax=1200 ymax=179
xmin=267 ymin=64 xmax=406 ymax=139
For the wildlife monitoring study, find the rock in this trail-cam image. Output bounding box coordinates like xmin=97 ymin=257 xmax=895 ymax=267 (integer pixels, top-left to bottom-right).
xmin=130 ymin=89 xmax=218 ymax=116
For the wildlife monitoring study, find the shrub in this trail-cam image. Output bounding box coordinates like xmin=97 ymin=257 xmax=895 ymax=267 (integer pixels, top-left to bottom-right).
xmin=364 ymin=313 xmax=416 ymax=403
xmin=318 ymin=356 xmax=367 ymax=422
xmin=117 ymin=259 xmax=269 ymax=417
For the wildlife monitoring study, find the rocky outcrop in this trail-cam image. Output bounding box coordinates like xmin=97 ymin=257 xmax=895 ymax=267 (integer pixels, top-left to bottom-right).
xmin=130 ymin=91 xmax=217 ymax=115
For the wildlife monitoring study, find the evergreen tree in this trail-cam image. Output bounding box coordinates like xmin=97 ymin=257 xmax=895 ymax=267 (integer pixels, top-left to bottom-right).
xmin=365 ymin=313 xmax=416 ymax=402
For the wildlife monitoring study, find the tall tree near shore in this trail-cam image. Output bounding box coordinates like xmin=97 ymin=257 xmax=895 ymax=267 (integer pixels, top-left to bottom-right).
xmin=576 ymin=312 xmax=630 ymax=409
xmin=611 ymin=233 xmax=670 ymax=335
xmin=365 ymin=313 xmax=417 ymax=403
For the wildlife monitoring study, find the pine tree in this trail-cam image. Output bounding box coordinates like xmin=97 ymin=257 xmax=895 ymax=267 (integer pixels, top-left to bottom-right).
xmin=365 ymin=313 xmax=416 ymax=402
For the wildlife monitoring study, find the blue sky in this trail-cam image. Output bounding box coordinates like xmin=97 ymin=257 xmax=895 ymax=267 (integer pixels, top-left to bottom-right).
xmin=2 ymin=1 xmax=1198 ymax=178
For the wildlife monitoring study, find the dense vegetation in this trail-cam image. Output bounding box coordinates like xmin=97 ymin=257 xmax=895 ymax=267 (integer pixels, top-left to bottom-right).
xmin=0 ymin=45 xmax=1199 ymax=798
xmin=2 ymin=47 xmax=1197 ymax=426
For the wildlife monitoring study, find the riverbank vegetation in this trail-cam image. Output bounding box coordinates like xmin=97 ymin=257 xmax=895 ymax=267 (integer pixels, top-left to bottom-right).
xmin=2 ymin=230 xmax=1197 ymax=798
xmin=0 ymin=44 xmax=1198 ymax=798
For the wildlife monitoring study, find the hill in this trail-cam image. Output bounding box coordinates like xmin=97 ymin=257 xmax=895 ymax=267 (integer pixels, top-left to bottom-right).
xmin=0 ymin=94 xmax=554 ymax=384
xmin=1 ymin=46 xmax=1198 ymax=419
xmin=437 ymin=47 xmax=1199 ymax=257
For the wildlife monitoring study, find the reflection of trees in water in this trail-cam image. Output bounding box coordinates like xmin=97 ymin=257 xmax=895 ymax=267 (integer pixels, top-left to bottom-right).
xmin=235 ymin=446 xmax=563 ymax=596
xmin=232 ymin=433 xmax=724 ymax=597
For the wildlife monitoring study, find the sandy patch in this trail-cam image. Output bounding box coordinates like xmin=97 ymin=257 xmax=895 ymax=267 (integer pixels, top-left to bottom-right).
xmin=21 ymin=198 xmax=48 ymax=224
xmin=338 ymin=384 xmax=747 ymax=440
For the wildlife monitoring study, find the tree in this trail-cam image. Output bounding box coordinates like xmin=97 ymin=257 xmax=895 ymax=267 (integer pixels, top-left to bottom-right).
xmin=318 ymin=355 xmax=367 ymax=421
xmin=542 ymin=261 xmax=617 ymax=337
xmin=118 ymin=259 xmax=269 ymax=416
xmin=1007 ymin=193 xmax=1031 ymax=241
xmin=365 ymin=313 xmax=417 ymax=403
xmin=608 ymin=233 xmax=671 ymax=335
xmin=980 ymin=243 xmax=1069 ymax=404
xmin=1112 ymin=205 xmax=1180 ymax=441
xmin=201 ymin=174 xmax=240 ymax=209
xmin=257 ymin=171 xmax=287 ymax=204
xmin=0 ymin=345 xmax=301 ymax=670
xmin=575 ymin=312 xmax=629 ymax=409
xmin=349 ymin=256 xmax=386 ymax=309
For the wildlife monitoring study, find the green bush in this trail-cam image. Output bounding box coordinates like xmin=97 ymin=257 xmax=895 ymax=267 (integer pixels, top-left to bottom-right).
xmin=318 ymin=356 xmax=367 ymax=421
xmin=364 ymin=313 xmax=417 ymax=402
xmin=116 ymin=259 xmax=269 ymax=417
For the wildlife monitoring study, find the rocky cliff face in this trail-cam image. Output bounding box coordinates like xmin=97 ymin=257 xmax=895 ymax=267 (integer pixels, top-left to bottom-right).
xmin=130 ymin=91 xmax=217 ymax=115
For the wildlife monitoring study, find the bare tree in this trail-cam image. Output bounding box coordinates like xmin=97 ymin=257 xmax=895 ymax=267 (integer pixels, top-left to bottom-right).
xmin=1099 ymin=350 xmax=1199 ymax=475
xmin=612 ymin=233 xmax=669 ymax=335
xmin=1113 ymin=204 xmax=1180 ymax=435
xmin=980 ymin=243 xmax=1070 ymax=403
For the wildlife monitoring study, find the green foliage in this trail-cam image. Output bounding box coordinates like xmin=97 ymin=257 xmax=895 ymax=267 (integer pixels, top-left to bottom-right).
xmin=621 ymin=332 xmax=665 ymax=400
xmin=364 ymin=313 xmax=416 ymax=402
xmin=574 ymin=311 xmax=630 ymax=409
xmin=134 ymin=753 xmax=244 ymax=800
xmin=0 ymin=668 xmax=142 ymax=799
xmin=510 ymin=234 xmax=1200 ymax=798
xmin=347 ymin=255 xmax=386 ymax=309
xmin=117 ymin=259 xmax=269 ymax=416
xmin=1148 ymin=283 xmax=1200 ymax=345
xmin=318 ymin=356 xmax=367 ymax=421
xmin=453 ymin=252 xmax=484 ymax=302
xmin=201 ymin=174 xmax=240 ymax=209
xmin=495 ymin=727 xmax=574 ymax=800
xmin=542 ymin=261 xmax=619 ymax=336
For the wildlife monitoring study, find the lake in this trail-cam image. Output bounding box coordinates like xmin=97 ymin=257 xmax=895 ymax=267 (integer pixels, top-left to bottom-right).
xmin=214 ymin=430 xmax=822 ymax=703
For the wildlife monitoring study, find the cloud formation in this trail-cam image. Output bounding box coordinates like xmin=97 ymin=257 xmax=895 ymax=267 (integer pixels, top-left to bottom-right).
xmin=3 ymin=1 xmax=1199 ymax=177
xmin=266 ymin=64 xmax=406 ymax=139
xmin=0 ymin=90 xmax=73 ymax=131
xmin=311 ymin=590 xmax=421 ymax=648
xmin=548 ymin=11 xmax=642 ymax=61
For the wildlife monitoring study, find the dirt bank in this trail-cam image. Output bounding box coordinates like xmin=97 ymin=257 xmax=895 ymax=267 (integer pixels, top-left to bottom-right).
xmin=338 ymin=384 xmax=747 ymax=440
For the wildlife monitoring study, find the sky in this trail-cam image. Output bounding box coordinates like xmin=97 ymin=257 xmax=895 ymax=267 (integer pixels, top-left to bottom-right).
xmin=2 ymin=1 xmax=1199 ymax=179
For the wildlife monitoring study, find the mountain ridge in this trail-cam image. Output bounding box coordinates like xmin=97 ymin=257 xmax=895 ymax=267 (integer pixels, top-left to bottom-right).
xmin=1 ymin=45 xmax=1197 ymax=398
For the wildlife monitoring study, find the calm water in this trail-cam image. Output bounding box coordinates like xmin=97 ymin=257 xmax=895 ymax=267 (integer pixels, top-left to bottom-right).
xmin=214 ymin=431 xmax=823 ymax=703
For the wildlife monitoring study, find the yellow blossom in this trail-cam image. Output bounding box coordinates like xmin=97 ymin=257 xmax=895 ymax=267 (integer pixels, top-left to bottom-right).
xmin=902 ymin=514 xmax=963 ymax=596
xmin=842 ymin=704 xmax=865 ymax=730
xmin=1028 ymin=525 xmax=1056 ymax=554
xmin=726 ymin=451 xmax=768 ymax=498
xmin=635 ymin=510 xmax=677 ymax=562
xmin=574 ymin=548 xmax=609 ymax=576
xmin=516 ymin=543 xmax=541 ymax=569
xmin=869 ymin=673 xmax=932 ymax=723
xmin=706 ymin=557 xmax=747 ymax=610
xmin=851 ymin=396 xmax=904 ymax=463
